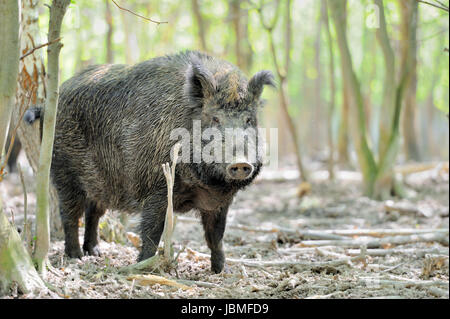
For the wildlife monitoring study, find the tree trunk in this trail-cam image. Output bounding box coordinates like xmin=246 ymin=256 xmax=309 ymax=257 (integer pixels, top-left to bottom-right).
xmin=336 ymin=2 xmax=350 ymax=165
xmin=191 ymin=0 xmax=208 ymax=52
xmin=375 ymin=0 xmax=396 ymax=162
xmin=279 ymin=79 xmax=309 ymax=181
xmin=372 ymin=0 xmax=398 ymax=199
xmin=241 ymin=6 xmax=253 ymax=73
xmin=313 ymin=1 xmax=324 ymax=154
xmin=11 ymin=0 xmax=62 ymax=240
xmin=330 ymin=0 xmax=377 ymax=196
xmin=119 ymin=5 xmax=138 ymax=65
xmin=105 ymin=0 xmax=114 ymax=63
xmin=0 ymin=202 xmax=46 ymax=295
xmin=372 ymin=0 xmax=418 ymax=199
xmin=231 ymin=0 xmax=243 ymax=69
xmin=258 ymin=0 xmax=309 ymax=181
xmin=323 ymin=0 xmax=336 ymax=180
xmin=401 ymin=0 xmax=421 ymax=161
xmin=0 ymin=1 xmax=20 ymax=153
xmin=0 ymin=0 xmax=46 ymax=295
xmin=34 ymin=0 xmax=70 ymax=274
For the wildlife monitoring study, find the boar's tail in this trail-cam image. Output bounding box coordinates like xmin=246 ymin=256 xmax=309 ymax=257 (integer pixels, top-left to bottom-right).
xmin=24 ymin=106 xmax=44 ymax=141
xmin=24 ymin=106 xmax=42 ymax=124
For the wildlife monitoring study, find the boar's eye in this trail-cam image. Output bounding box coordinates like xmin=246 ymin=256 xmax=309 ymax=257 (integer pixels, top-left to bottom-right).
xmin=212 ymin=116 xmax=220 ymax=124
xmin=246 ymin=117 xmax=252 ymax=125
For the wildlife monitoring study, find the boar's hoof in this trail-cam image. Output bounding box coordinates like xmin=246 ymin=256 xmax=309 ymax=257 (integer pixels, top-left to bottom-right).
xmin=65 ymin=247 xmax=83 ymax=259
xmin=83 ymin=244 xmax=102 ymax=257
xmin=210 ymin=251 xmax=225 ymax=274
xmin=137 ymin=250 xmax=156 ymax=262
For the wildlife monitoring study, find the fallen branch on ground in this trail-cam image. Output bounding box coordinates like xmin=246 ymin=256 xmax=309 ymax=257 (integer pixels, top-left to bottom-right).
xmin=394 ymin=161 xmax=449 ymax=175
xmin=346 ymin=247 xmax=449 ymax=257
xmin=384 ymin=200 xmax=432 ymax=217
xmin=177 ymin=279 xmax=219 ymax=288
xmin=184 ymin=248 xmax=367 ymax=269
xmin=295 ymin=232 xmax=449 ymax=248
xmin=319 ymin=228 xmax=448 ymax=237
xmin=127 ymin=274 xmax=192 ymax=290
xmin=177 ymin=216 xmax=347 ymax=240
xmin=178 ymin=216 xmax=446 ymax=239
xmin=360 ymin=277 xmax=449 ymax=288
xmin=426 ymin=286 xmax=449 ymax=298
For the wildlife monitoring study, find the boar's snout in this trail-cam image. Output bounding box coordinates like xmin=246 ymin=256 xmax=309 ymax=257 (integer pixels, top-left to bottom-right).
xmin=226 ymin=161 xmax=254 ymax=180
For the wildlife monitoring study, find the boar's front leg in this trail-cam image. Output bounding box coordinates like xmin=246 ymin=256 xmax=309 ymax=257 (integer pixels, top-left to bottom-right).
xmin=200 ymin=205 xmax=230 ymax=274
xmin=138 ymin=194 xmax=167 ymax=261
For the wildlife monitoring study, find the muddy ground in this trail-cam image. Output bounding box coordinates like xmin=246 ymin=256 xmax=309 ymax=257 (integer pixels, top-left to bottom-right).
xmin=1 ymin=155 xmax=449 ymax=299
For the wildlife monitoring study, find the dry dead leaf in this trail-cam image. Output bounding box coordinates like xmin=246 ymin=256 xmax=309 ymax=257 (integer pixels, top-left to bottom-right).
xmin=126 ymin=231 xmax=141 ymax=248
xmin=296 ymin=182 xmax=311 ymax=198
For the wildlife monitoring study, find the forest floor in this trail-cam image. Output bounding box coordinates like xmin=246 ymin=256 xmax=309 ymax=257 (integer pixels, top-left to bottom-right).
xmin=1 ymin=156 xmax=449 ymax=299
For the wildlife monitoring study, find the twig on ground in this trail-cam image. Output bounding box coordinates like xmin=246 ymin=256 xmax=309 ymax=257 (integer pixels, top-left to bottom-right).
xmin=381 ymin=263 xmax=405 ymax=273
xmin=305 ymin=291 xmax=344 ymax=299
xmin=346 ymin=247 xmax=449 ymax=257
xmin=318 ymin=228 xmax=448 ymax=237
xmin=184 ymin=249 xmax=366 ymax=269
xmin=427 ymin=286 xmax=449 ymax=298
xmin=384 ymin=200 xmax=432 ymax=217
xmin=177 ymin=216 xmax=347 ymax=240
xmin=177 ymin=279 xmax=219 ymax=288
xmin=360 ymin=277 xmax=449 ymax=288
xmin=178 ymin=216 xmax=446 ymax=238
xmin=315 ymin=247 xmax=347 ymax=259
xmin=127 ymin=274 xmax=192 ymax=290
xmin=295 ymin=232 xmax=449 ymax=248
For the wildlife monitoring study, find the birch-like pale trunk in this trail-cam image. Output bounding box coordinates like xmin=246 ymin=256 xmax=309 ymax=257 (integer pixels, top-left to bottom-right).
xmin=11 ymin=0 xmax=63 ymax=239
xmin=0 ymin=0 xmax=46 ymax=295
xmin=0 ymin=1 xmax=20 ymax=154
xmin=34 ymin=0 xmax=70 ymax=274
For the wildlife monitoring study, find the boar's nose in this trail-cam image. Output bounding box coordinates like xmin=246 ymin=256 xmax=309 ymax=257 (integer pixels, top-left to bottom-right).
xmin=226 ymin=162 xmax=254 ymax=180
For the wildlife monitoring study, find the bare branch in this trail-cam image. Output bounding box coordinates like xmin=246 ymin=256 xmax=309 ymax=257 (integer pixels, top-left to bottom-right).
xmin=111 ymin=0 xmax=167 ymax=25
xmin=20 ymin=37 xmax=61 ymax=60
xmin=417 ymin=0 xmax=449 ymax=12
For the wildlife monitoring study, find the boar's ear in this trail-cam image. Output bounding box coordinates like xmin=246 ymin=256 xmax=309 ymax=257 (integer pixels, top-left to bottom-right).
xmin=248 ymin=70 xmax=276 ymax=101
xmin=184 ymin=61 xmax=217 ymax=108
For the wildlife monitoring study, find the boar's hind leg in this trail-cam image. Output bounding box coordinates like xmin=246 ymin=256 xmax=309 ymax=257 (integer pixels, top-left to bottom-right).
xmin=60 ymin=197 xmax=86 ymax=259
xmin=138 ymin=195 xmax=167 ymax=262
xmin=200 ymin=205 xmax=229 ymax=274
xmin=83 ymin=201 xmax=106 ymax=256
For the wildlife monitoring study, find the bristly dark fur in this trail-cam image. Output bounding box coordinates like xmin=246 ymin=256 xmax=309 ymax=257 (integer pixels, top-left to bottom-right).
xmin=35 ymin=50 xmax=273 ymax=273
